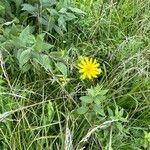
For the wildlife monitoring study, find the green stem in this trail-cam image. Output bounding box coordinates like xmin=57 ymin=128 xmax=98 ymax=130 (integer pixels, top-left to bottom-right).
xmin=108 ymin=124 xmax=112 ymax=150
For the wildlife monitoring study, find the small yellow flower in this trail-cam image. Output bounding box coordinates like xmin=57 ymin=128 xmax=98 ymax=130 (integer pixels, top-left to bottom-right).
xmin=58 ymin=76 xmax=70 ymax=86
xmin=78 ymin=57 xmax=101 ymax=80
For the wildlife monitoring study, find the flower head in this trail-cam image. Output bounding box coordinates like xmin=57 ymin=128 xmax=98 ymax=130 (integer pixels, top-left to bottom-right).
xmin=78 ymin=57 xmax=101 ymax=80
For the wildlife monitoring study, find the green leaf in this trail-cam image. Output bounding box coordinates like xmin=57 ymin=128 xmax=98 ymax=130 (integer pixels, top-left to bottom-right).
xmin=107 ymin=107 xmax=114 ymax=116
xmin=34 ymin=35 xmax=43 ymax=52
xmin=58 ymin=15 xmax=67 ymax=31
xmin=116 ymin=122 xmax=123 ymax=132
xmin=94 ymin=96 xmax=106 ymax=105
xmin=47 ymin=8 xmax=58 ymax=16
xmin=42 ymin=43 xmax=53 ymax=51
xmin=0 ymin=5 xmax=4 ymax=11
xmin=33 ymin=34 xmax=53 ymax=52
xmin=19 ymin=26 xmax=34 ymax=45
xmin=18 ymin=49 xmax=31 ymax=68
xmin=42 ymin=0 xmax=56 ymax=6
xmin=12 ymin=0 xmax=23 ymax=10
xmin=56 ymin=62 xmax=67 ymax=76
xmin=50 ymin=51 xmax=62 ymax=59
xmin=68 ymin=7 xmax=86 ymax=15
xmin=54 ymin=25 xmax=63 ymax=36
xmin=41 ymin=54 xmax=52 ymax=71
xmin=77 ymin=106 xmax=88 ymax=114
xmin=21 ymin=63 xmax=31 ymax=73
xmin=93 ymin=104 xmax=105 ymax=116
xmin=59 ymin=8 xmax=67 ymax=13
xmin=80 ymin=96 xmax=93 ymax=103
xmin=21 ymin=3 xmax=36 ymax=14
xmin=99 ymin=90 xmax=109 ymax=96
xmin=47 ymin=101 xmax=54 ymax=122
xmin=65 ymin=12 xmax=77 ymax=21
xmin=33 ymin=53 xmax=52 ymax=71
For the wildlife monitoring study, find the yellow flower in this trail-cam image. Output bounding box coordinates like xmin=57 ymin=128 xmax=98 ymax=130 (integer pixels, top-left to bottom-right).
xmin=78 ymin=57 xmax=101 ymax=80
xmin=58 ymin=76 xmax=70 ymax=86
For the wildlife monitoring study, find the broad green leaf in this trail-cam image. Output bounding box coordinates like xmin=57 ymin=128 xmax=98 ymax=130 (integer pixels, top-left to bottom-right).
xmin=19 ymin=26 xmax=34 ymax=45
xmin=41 ymin=54 xmax=52 ymax=71
xmin=65 ymin=12 xmax=77 ymax=21
xmin=34 ymin=35 xmax=43 ymax=52
xmin=42 ymin=0 xmax=56 ymax=6
xmin=68 ymin=7 xmax=86 ymax=15
xmin=54 ymin=25 xmax=63 ymax=36
xmin=33 ymin=53 xmax=52 ymax=71
xmin=18 ymin=49 xmax=31 ymax=68
xmin=50 ymin=51 xmax=62 ymax=59
xmin=47 ymin=8 xmax=58 ymax=16
xmin=77 ymin=106 xmax=88 ymax=114
xmin=21 ymin=3 xmax=36 ymax=14
xmin=80 ymin=96 xmax=93 ymax=103
xmin=42 ymin=43 xmax=53 ymax=51
xmin=56 ymin=62 xmax=67 ymax=76
xmin=16 ymin=49 xmax=24 ymax=60
xmin=58 ymin=15 xmax=67 ymax=31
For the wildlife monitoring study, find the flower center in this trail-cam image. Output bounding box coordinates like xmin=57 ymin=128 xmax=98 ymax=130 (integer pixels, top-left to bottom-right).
xmin=85 ymin=65 xmax=93 ymax=73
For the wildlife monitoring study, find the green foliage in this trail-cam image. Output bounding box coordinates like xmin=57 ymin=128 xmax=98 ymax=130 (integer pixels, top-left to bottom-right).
xmin=0 ymin=0 xmax=150 ymax=149
xmin=77 ymin=84 xmax=108 ymax=115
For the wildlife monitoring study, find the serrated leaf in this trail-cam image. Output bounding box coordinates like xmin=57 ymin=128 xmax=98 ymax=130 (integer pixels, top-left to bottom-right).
xmin=56 ymin=62 xmax=67 ymax=76
xmin=77 ymin=106 xmax=88 ymax=114
xmin=18 ymin=49 xmax=31 ymax=68
xmin=80 ymin=96 xmax=93 ymax=103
